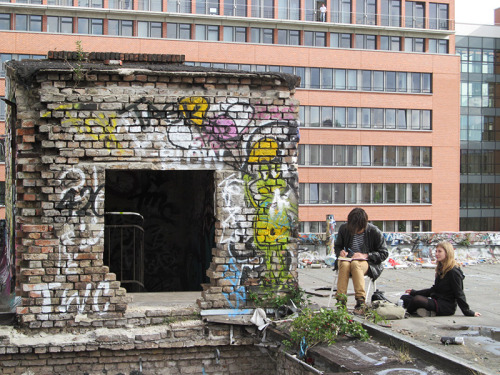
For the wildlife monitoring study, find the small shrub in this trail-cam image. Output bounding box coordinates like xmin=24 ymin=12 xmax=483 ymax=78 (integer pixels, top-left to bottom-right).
xmin=283 ymin=304 xmax=369 ymax=356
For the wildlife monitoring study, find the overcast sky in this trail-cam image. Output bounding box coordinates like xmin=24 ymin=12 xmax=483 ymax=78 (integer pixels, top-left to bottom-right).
xmin=455 ymin=0 xmax=499 ymax=25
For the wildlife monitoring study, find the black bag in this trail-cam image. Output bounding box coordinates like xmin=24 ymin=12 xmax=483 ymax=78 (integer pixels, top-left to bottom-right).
xmin=371 ymin=289 xmax=392 ymax=303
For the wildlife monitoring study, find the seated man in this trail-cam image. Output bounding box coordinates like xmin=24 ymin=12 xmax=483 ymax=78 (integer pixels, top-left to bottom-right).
xmin=334 ymin=208 xmax=388 ymax=314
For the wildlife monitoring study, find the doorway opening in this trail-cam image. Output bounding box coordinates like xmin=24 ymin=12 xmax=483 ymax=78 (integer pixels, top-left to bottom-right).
xmin=104 ymin=170 xmax=215 ymax=293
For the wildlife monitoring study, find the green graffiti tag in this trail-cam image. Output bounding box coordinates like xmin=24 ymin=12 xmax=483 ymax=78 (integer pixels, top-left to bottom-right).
xmin=244 ymin=137 xmax=297 ymax=287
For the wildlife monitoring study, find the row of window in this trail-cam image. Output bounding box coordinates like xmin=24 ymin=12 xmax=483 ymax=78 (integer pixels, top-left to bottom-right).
xmin=460 ymin=149 xmax=500 ymax=176
xmin=299 ymin=182 xmax=432 ymax=205
xmin=460 ymin=183 xmax=500 ymax=209
xmin=0 ymin=14 xmax=450 ymax=55
xmin=300 ymin=219 xmax=431 ymax=233
xmin=460 ymin=81 xmax=496 ymax=109
xmin=460 ymin=115 xmax=499 ymax=142
xmin=457 ymin=47 xmax=497 ymax=74
xmin=1 ymin=0 xmax=451 ymax=31
xmin=187 ymin=62 xmax=433 ymax=93
xmin=299 ymin=145 xmax=432 ymax=167
xmin=300 ymin=106 xmax=431 ymax=130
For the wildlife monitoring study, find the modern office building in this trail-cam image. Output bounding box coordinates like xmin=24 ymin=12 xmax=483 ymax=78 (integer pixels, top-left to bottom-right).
xmin=456 ymin=19 xmax=500 ymax=231
xmin=0 ymin=0 xmax=460 ymax=232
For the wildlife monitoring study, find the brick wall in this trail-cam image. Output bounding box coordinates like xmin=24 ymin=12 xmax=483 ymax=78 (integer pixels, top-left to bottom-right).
xmin=4 ymin=54 xmax=300 ymax=328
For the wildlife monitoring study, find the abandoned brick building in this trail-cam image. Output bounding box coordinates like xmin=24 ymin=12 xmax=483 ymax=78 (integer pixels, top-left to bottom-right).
xmin=0 ymin=52 xmax=302 ymax=374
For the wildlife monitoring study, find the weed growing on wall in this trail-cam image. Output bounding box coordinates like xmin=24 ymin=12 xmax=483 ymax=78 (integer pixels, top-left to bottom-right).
xmin=282 ymin=304 xmax=369 ymax=356
xmin=72 ymin=41 xmax=88 ymax=85
xmin=248 ymin=281 xmax=310 ymax=310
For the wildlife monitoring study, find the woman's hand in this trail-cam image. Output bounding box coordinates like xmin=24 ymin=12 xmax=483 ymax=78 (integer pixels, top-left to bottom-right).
xmin=474 ymin=312 xmax=481 ymax=317
xmin=405 ymin=289 xmax=413 ymax=294
xmin=351 ymin=253 xmax=368 ymax=260
xmin=339 ymin=250 xmax=347 ymax=257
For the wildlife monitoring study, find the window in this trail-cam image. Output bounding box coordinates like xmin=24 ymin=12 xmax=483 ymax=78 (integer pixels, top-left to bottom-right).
xmin=16 ymin=15 xmax=42 ymax=32
xmin=47 ymin=16 xmax=74 ymax=34
xmin=48 ymin=0 xmax=74 ymax=5
xmin=0 ymin=137 xmax=5 ymax=162
xmin=167 ymin=23 xmax=191 ymax=39
xmin=251 ymin=28 xmax=273 ymax=44
xmin=109 ymin=0 xmax=133 ymax=9
xmin=429 ymin=3 xmax=448 ymax=30
xmin=224 ymin=0 xmax=247 ymax=16
xmin=0 ymin=54 xmax=12 ymax=77
xmin=405 ymin=1 xmax=425 ymax=28
xmin=138 ymin=21 xmax=162 ymax=38
xmin=397 ymin=146 xmax=407 ymax=166
xmin=16 ymin=0 xmax=42 ymax=3
xmin=138 ymin=0 xmax=162 ymax=11
xmin=78 ymin=18 xmax=103 ymax=35
xmin=223 ymin=26 xmax=246 ymax=42
xmin=331 ymin=0 xmax=352 ymax=23
xmin=304 ymin=31 xmax=326 ymax=47
xmin=0 ymin=14 xmax=10 ymax=31
xmin=404 ymin=37 xmax=424 ymax=52
xmin=277 ymin=29 xmax=300 ymax=45
xmin=331 ymin=33 xmax=351 ymax=48
xmin=355 ymin=34 xmax=376 ymax=49
xmin=197 ymin=0 xmax=219 ymax=15
xmin=356 ymin=0 xmax=376 ymax=25
xmin=78 ymin=0 xmax=103 ymax=6
xmin=0 ymin=101 xmax=6 ymax=121
xmin=319 ymin=184 xmax=332 ymax=204
xmin=108 ymin=20 xmax=133 ymax=36
xmin=196 ymin=25 xmax=220 ymax=41
xmin=428 ymin=39 xmax=448 ymax=54
xmin=167 ymin=0 xmax=191 ymax=13
xmin=252 ymin=0 xmax=274 ymax=18
xmin=278 ymin=0 xmax=300 ymax=20
xmin=380 ymin=36 xmax=400 ymax=51
xmin=0 ymin=182 xmax=4 ymax=206
xmin=381 ymin=0 xmax=400 ymax=26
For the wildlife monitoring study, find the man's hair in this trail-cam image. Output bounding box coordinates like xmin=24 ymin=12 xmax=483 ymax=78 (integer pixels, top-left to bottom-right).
xmin=346 ymin=208 xmax=368 ymax=234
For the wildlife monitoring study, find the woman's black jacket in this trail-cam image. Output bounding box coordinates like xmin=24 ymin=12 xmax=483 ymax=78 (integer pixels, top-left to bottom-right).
xmin=334 ymin=223 xmax=388 ymax=280
xmin=410 ymin=266 xmax=475 ymax=316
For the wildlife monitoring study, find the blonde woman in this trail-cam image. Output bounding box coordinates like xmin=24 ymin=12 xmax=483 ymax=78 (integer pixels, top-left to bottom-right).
xmin=401 ymin=241 xmax=481 ymax=317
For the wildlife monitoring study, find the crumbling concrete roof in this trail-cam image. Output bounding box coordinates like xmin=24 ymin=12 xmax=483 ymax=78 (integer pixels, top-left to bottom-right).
xmin=5 ymin=51 xmax=301 ymax=90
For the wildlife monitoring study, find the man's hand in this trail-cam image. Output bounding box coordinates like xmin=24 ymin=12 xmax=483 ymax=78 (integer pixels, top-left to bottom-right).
xmin=339 ymin=250 xmax=348 ymax=257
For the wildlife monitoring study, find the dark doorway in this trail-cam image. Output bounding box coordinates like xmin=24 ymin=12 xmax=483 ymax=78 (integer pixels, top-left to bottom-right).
xmin=104 ymin=170 xmax=215 ymax=293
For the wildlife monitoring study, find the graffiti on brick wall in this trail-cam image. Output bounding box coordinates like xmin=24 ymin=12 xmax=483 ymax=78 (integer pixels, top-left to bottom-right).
xmin=244 ymin=137 xmax=296 ymax=286
xmin=299 ymin=231 xmax=500 ymax=267
xmin=45 ymin=166 xmax=110 ymax=314
xmin=40 ymin=94 xmax=298 ymax=310
xmin=43 ymin=104 xmax=122 ymax=149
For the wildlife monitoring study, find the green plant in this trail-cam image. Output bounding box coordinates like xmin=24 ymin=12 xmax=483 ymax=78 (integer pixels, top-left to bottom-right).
xmin=396 ymin=346 xmax=413 ymax=364
xmin=363 ymin=306 xmax=387 ymax=325
xmin=282 ymin=304 xmax=369 ymax=356
xmin=73 ymin=40 xmax=88 ymax=84
xmin=248 ymin=281 xmax=310 ymax=310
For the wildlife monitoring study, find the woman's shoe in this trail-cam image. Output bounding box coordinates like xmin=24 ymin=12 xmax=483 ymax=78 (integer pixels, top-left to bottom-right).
xmin=416 ymin=308 xmax=436 ymax=317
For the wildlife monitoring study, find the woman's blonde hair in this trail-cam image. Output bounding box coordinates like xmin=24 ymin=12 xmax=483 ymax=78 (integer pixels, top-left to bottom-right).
xmin=435 ymin=241 xmax=457 ymax=278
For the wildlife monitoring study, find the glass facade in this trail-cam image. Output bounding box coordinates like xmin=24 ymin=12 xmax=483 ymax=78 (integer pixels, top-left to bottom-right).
xmin=456 ymin=33 xmax=500 ymax=231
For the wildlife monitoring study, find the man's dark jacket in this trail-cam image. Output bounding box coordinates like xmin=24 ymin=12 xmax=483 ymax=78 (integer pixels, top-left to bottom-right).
xmin=334 ymin=223 xmax=388 ymax=280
